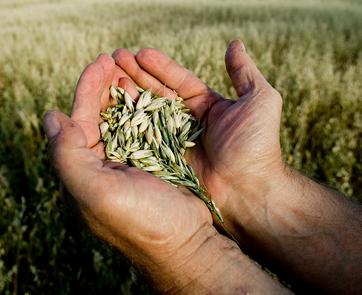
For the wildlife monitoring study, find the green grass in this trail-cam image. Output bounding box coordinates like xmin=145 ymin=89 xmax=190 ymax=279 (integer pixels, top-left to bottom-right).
xmin=0 ymin=0 xmax=361 ymax=293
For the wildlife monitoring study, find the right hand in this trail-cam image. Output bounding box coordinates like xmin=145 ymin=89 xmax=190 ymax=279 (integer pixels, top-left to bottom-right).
xmin=112 ymin=40 xmax=285 ymax=244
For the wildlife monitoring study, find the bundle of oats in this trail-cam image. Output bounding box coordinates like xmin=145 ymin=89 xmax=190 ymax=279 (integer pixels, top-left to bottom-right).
xmin=100 ymin=86 xmax=223 ymax=223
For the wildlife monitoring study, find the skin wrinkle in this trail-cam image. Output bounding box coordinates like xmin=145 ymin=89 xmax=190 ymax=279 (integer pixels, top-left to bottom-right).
xmin=64 ymin=171 xmax=111 ymax=238
xmin=71 ymin=119 xmax=100 ymax=143
xmin=170 ymin=265 xmax=212 ymax=294
xmin=251 ymin=95 xmax=281 ymax=125
xmin=169 ymin=221 xmax=214 ymax=264
xmin=201 ymin=97 xmax=227 ymax=134
xmin=207 ymin=162 xmax=237 ymax=209
xmin=131 ymin=56 xmax=168 ymax=96
xmin=177 ymin=87 xmax=220 ymax=121
xmin=209 ymin=129 xmax=252 ymax=172
xmin=90 ymin=141 xmax=105 ymax=158
xmin=174 ymin=238 xmax=247 ymax=295
xmin=164 ymin=225 xmax=219 ymax=294
xmin=224 ymin=113 xmax=256 ymax=145
xmin=205 ymin=127 xmax=282 ymax=222
xmin=90 ymin=212 xmax=159 ymax=274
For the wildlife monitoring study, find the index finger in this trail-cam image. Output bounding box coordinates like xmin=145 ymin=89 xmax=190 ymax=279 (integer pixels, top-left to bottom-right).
xmin=70 ymin=62 xmax=105 ymax=147
xmin=71 ymin=54 xmax=136 ymax=148
xmin=136 ymin=48 xmax=209 ymax=99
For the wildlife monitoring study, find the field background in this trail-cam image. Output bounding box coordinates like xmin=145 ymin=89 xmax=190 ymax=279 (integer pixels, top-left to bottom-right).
xmin=0 ymin=0 xmax=361 ymax=293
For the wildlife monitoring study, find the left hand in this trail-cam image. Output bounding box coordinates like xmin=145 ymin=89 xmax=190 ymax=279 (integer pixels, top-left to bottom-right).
xmin=43 ymin=54 xmax=220 ymax=292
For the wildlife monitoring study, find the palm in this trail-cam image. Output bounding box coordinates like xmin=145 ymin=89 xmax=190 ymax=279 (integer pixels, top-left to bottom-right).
xmin=99 ymin=165 xmax=211 ymax=253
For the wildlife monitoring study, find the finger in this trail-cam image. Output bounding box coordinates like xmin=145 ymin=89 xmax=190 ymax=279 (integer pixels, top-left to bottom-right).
xmin=72 ymin=53 xmax=114 ymax=119
xmin=71 ymin=62 xmax=104 ymax=124
xmin=96 ymin=54 xmax=117 ymax=111
xmin=71 ymin=54 xmax=119 ymax=148
xmin=136 ymin=48 xmax=209 ymax=99
xmin=225 ymin=40 xmax=268 ymax=98
xmin=112 ymin=48 xmax=177 ymax=99
xmin=70 ymin=60 xmax=104 ymax=147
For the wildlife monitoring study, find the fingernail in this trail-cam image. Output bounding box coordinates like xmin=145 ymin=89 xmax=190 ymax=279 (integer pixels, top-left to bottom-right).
xmin=44 ymin=111 xmax=61 ymax=139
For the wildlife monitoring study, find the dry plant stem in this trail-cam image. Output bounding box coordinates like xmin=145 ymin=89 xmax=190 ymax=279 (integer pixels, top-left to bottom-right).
xmin=101 ymin=86 xmax=225 ymax=225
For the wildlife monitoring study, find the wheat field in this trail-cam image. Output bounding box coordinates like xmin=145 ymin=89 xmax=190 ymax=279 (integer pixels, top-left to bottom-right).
xmin=0 ymin=0 xmax=361 ymax=293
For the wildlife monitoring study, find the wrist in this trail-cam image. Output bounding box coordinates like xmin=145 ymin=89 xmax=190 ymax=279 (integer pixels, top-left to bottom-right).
xmin=222 ymin=165 xmax=362 ymax=293
xmin=144 ymin=224 xmax=287 ymax=294
xmin=145 ymin=225 xmax=232 ymax=294
xmin=222 ymin=162 xmax=288 ymax=235
xmin=224 ymin=163 xmax=340 ymax=255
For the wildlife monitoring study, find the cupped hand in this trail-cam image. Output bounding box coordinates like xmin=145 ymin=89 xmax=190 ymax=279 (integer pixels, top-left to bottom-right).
xmin=43 ymin=54 xmax=216 ymax=289
xmin=112 ymin=40 xmax=284 ymax=241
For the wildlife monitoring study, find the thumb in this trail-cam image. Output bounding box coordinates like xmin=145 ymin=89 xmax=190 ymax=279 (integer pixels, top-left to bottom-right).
xmin=44 ymin=110 xmax=87 ymax=149
xmin=225 ymin=39 xmax=268 ymax=98
xmin=43 ymin=110 xmax=103 ymax=203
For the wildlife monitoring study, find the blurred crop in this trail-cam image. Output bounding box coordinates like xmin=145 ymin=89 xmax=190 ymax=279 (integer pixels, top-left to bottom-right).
xmin=0 ymin=0 xmax=361 ymax=293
